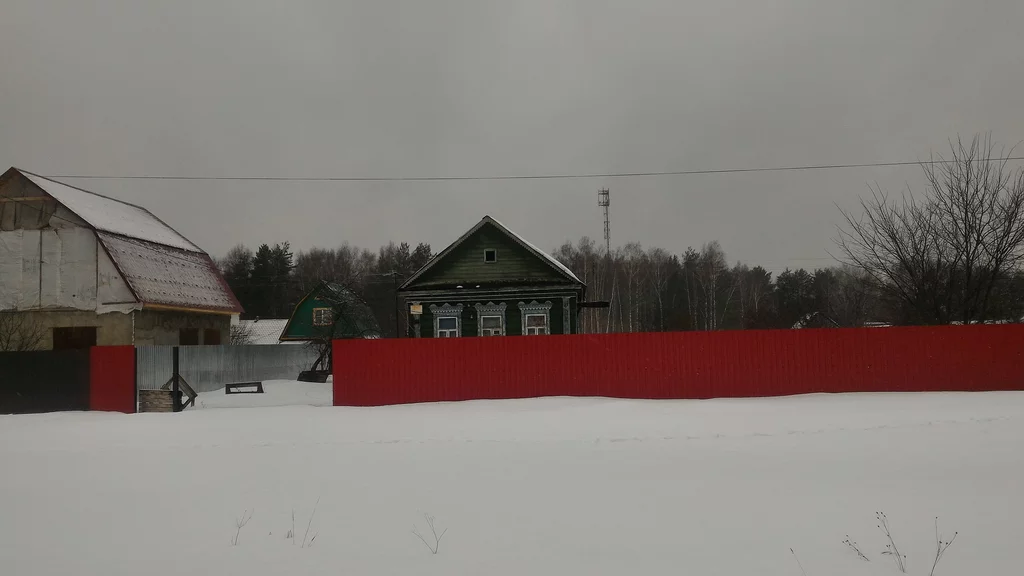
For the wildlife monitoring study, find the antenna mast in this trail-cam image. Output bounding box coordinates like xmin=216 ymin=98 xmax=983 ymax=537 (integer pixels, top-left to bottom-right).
xmin=597 ymin=188 xmax=611 ymax=254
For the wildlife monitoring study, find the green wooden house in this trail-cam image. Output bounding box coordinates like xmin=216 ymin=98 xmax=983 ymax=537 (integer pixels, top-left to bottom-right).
xmin=399 ymin=216 xmax=585 ymax=338
xmin=280 ymin=281 xmax=381 ymax=342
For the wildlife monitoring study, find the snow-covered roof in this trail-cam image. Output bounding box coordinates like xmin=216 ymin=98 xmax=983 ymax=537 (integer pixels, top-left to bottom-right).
xmin=99 ymin=232 xmax=242 ymax=313
xmin=400 ymin=215 xmax=582 ymax=289
xmin=20 ymin=171 xmax=200 ymax=252
xmin=791 ymin=312 xmax=840 ymax=329
xmin=235 ymin=319 xmax=291 ymax=344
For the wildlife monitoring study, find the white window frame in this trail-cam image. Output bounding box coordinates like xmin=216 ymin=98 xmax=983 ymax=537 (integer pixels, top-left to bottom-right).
xmin=484 ymin=249 xmax=497 ymax=263
xmin=525 ymin=314 xmax=548 ymax=335
xmin=518 ymin=300 xmax=552 ymax=336
xmin=312 ymin=307 xmax=332 ymax=326
xmin=436 ymin=316 xmax=460 ymax=338
xmin=429 ymin=303 xmax=464 ymax=338
xmin=475 ymin=302 xmax=507 ymax=336
xmin=479 ymin=315 xmax=503 ymax=336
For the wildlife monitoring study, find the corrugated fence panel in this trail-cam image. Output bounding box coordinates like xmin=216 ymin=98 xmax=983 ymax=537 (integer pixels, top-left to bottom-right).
xmin=136 ymin=345 xmax=319 ymax=393
xmin=333 ymin=325 xmax=1024 ymax=406
xmin=90 ymin=346 xmax=136 ymax=414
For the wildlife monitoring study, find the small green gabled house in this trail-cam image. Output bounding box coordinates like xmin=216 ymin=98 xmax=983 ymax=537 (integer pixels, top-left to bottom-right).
xmin=280 ymin=281 xmax=381 ymax=342
xmin=399 ymin=216 xmax=585 ymax=338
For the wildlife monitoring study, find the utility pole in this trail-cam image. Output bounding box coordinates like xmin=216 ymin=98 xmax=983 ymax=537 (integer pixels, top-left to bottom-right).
xmin=598 ymin=188 xmax=611 ymax=254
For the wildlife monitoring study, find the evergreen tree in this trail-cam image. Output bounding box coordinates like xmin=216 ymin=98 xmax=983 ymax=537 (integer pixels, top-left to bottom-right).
xmin=775 ymin=268 xmax=816 ymax=327
xmin=269 ymin=242 xmax=295 ymax=317
xmin=249 ymin=244 xmax=275 ymax=318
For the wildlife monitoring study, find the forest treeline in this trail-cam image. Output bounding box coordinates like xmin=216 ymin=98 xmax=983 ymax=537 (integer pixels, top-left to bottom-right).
xmin=219 ymin=135 xmax=1024 ymax=334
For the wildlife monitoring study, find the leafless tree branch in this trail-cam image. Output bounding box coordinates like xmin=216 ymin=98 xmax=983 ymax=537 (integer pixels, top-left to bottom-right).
xmin=836 ymin=134 xmax=1024 ymax=324
xmin=0 ymin=312 xmax=45 ymax=352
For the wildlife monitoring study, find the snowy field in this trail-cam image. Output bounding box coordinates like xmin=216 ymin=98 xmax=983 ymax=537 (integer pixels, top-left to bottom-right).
xmin=1 ymin=387 xmax=1023 ymax=576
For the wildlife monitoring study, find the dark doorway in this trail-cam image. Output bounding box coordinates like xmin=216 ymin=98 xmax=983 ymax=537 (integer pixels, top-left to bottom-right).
xmin=203 ymin=329 xmax=221 ymax=345
xmin=179 ymin=328 xmax=199 ymax=346
xmin=52 ymin=327 xmax=97 ymax=350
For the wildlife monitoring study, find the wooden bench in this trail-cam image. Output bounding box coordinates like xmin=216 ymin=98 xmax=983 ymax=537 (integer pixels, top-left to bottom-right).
xmin=225 ymin=382 xmax=264 ymax=394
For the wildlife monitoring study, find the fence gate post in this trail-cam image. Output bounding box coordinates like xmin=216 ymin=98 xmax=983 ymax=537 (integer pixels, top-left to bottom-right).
xmin=172 ymin=346 xmax=181 ymax=412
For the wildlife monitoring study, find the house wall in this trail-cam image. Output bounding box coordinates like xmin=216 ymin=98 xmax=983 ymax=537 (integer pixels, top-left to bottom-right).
xmin=412 ymin=292 xmax=578 ymax=338
xmin=133 ymin=310 xmax=231 ymax=346
xmin=0 ymin=172 xmax=135 ymax=313
xmin=5 ymin=309 xmax=232 ymax=349
xmin=8 ymin=309 xmax=134 ymax=349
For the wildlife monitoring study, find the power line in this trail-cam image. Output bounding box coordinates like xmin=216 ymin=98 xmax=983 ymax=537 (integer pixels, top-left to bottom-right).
xmin=43 ymin=156 xmax=1024 ymax=182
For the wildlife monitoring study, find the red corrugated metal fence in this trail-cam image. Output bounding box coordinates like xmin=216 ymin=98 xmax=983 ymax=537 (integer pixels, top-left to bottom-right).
xmin=90 ymin=346 xmax=136 ymax=413
xmin=333 ymin=325 xmax=1024 ymax=406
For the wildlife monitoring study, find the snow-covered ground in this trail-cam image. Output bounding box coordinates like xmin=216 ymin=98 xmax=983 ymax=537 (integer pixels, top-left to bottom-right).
xmin=2 ymin=387 xmax=1022 ymax=576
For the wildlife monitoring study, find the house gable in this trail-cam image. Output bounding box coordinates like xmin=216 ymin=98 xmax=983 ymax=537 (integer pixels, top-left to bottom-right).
xmin=0 ymin=167 xmax=242 ymax=315
xmin=0 ymin=168 xmax=87 ymax=232
xmin=402 ymin=218 xmax=579 ymax=291
xmin=281 ymin=282 xmax=380 ymax=341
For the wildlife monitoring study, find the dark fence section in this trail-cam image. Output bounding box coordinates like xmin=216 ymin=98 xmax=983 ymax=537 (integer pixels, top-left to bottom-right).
xmin=333 ymin=325 xmax=1024 ymax=406
xmin=0 ymin=350 xmax=91 ymax=414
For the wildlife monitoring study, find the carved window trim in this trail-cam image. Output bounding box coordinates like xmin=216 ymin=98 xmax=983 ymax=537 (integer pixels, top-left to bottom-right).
xmin=518 ymin=300 xmax=552 ymax=335
xmin=475 ymin=302 xmax=507 ymax=336
xmin=430 ymin=303 xmax=463 ymax=337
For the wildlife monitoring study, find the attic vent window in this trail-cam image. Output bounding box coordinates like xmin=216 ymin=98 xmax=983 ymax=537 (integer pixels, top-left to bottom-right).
xmin=484 ymin=249 xmax=497 ymax=263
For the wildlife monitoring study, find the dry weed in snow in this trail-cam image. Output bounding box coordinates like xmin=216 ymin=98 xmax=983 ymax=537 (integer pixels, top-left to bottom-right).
xmin=842 ymin=534 xmax=870 ymax=561
xmin=877 ymin=511 xmax=907 ymax=572
xmin=301 ymin=497 xmax=320 ymax=548
xmin=231 ymin=509 xmax=253 ymax=546
xmin=413 ymin=513 xmax=447 ymax=555
xmin=929 ymin=518 xmax=957 ymax=576
xmin=789 ymin=548 xmax=808 ymax=576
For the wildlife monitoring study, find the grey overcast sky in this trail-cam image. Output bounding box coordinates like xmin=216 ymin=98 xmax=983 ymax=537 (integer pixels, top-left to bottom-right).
xmin=2 ymin=0 xmax=1023 ymax=271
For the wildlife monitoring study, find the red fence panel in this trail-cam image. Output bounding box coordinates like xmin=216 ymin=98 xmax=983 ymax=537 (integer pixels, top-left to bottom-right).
xmin=333 ymin=325 xmax=1024 ymax=407
xmin=90 ymin=346 xmax=136 ymax=413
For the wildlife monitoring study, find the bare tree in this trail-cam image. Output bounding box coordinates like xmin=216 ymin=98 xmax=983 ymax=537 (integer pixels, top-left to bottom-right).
xmin=621 ymin=243 xmax=646 ymax=332
xmin=229 ymin=322 xmax=255 ymax=345
xmin=0 ymin=312 xmax=45 ymax=352
xmin=837 ymin=134 xmax=1024 ymax=325
xmin=691 ymin=242 xmax=732 ymax=330
xmin=646 ymin=247 xmax=674 ymax=331
xmin=304 ymin=283 xmax=381 ymax=375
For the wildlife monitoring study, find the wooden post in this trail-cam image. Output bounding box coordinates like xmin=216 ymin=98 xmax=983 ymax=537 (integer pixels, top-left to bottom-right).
xmin=172 ymin=346 xmax=181 ymax=412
